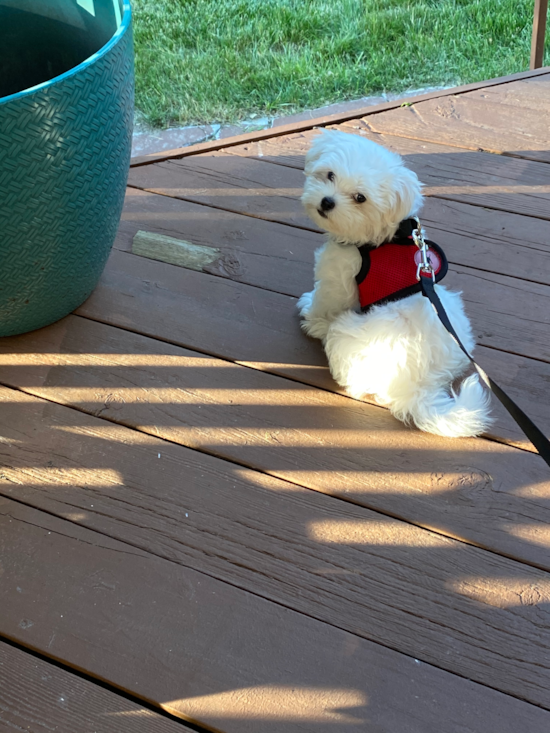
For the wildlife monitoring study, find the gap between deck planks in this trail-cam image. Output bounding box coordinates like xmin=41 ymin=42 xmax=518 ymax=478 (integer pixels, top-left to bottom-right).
xmin=0 ymin=641 xmax=192 ymax=733
xmin=2 ymin=385 xmax=550 ymax=710
xmin=4 ymin=498 xmax=550 ymax=733
xmin=0 ymin=314 xmax=549 ymax=570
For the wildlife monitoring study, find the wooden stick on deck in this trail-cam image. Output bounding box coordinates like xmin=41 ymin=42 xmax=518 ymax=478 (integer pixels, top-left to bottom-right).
xmin=530 ymin=0 xmax=548 ymax=69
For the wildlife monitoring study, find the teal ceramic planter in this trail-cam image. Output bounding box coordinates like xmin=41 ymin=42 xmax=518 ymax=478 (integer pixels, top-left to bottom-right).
xmin=0 ymin=0 xmax=134 ymax=336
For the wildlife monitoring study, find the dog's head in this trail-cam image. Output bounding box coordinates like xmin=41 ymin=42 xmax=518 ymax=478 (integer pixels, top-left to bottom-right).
xmin=301 ymin=130 xmax=423 ymax=245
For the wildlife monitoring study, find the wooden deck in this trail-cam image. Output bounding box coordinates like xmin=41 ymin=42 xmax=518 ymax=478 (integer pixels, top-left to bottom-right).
xmin=1 ymin=68 xmax=550 ymax=732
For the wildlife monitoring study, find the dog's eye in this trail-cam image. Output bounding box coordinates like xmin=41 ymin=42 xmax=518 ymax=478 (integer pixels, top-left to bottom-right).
xmin=354 ymin=193 xmax=366 ymax=203
xmin=327 ymin=171 xmax=335 ymax=182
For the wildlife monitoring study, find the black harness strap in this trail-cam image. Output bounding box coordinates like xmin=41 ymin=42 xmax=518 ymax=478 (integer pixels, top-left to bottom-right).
xmin=421 ymin=276 xmax=550 ymax=469
xmin=393 ymin=217 xmax=418 ymax=240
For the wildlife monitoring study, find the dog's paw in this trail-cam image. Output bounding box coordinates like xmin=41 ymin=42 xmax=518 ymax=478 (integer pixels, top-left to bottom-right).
xmin=297 ymin=291 xmax=330 ymax=339
xmin=301 ymin=317 xmax=330 ymax=340
xmin=297 ymin=291 xmax=314 ymax=318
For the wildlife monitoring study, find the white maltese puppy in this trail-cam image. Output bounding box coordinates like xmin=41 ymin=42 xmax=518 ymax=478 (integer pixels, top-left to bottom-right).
xmin=298 ymin=130 xmax=491 ymax=438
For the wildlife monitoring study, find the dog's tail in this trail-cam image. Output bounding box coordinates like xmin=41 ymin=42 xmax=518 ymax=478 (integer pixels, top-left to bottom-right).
xmin=400 ymin=374 xmax=492 ymax=438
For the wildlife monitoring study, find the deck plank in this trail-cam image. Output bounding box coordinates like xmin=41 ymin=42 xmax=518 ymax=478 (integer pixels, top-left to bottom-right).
xmin=467 ymin=78 xmax=550 ymax=110
xmin=0 ymin=641 xmax=190 ymax=733
xmin=445 ymin=264 xmax=550 ymax=363
xmin=1 ymin=314 xmax=549 ymax=551
xmin=2 ymin=385 xmax=550 ymax=709
xmin=365 ymin=77 xmax=550 ymax=162
xmin=4 ymin=498 xmax=550 ymax=733
xmin=128 ymin=154 xmax=311 ymax=230
xmin=74 ymin=249 xmax=550 ymax=432
xmin=412 ymin=198 xmax=550 ymax=287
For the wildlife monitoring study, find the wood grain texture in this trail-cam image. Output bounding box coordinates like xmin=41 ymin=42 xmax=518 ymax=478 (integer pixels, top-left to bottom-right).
xmin=530 ymin=1 xmax=549 ymax=68
xmin=3 ymin=314 xmax=546 ymax=458
xmin=4 ymin=70 xmax=550 ymax=732
xmin=115 ymin=187 xmax=318 ymax=297
xmin=128 ymin=153 xmax=311 ymax=230
xmin=0 ymin=313 xmax=549 ymax=539
xmin=77 ymin=247 xmax=330 ymax=382
xmin=225 ymin=125 xmax=550 ymax=224
xmin=129 ymin=136 xmax=550 ymax=290
xmin=129 ymin=67 xmax=550 ymax=167
xmin=416 ymin=198 xmax=550 ymax=287
xmin=5 ymin=499 xmax=550 ymax=733
xmin=1 ymin=314 xmax=550 ymax=557
xmin=444 ymin=264 xmax=550 ymax=363
xmin=365 ymin=77 xmax=550 ymax=162
xmin=101 ymin=239 xmax=550 ymax=369
xmin=473 ymin=345 xmax=550 ymax=449
xmin=116 ymin=185 xmax=550 ymax=308
xmin=1 ymin=389 xmax=550 ymax=708
xmin=467 ymin=78 xmax=550 ymax=110
xmin=132 ymin=230 xmax=221 ymax=271
xmin=0 ymin=641 xmax=190 ymax=733
xmin=75 ymin=248 xmax=550 ymax=430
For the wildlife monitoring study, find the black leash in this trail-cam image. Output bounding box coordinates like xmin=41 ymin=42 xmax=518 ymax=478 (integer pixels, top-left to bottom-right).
xmin=413 ymin=223 xmax=550 ymax=469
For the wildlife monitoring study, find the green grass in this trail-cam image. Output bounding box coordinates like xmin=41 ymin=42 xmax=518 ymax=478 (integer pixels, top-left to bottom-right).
xmin=133 ymin=0 xmax=546 ymax=128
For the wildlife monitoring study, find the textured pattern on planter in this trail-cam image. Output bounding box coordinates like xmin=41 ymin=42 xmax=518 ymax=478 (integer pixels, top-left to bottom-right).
xmin=0 ymin=17 xmax=134 ymax=337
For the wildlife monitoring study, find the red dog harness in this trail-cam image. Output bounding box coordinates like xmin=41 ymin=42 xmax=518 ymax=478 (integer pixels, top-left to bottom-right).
xmin=356 ymin=218 xmax=448 ymax=312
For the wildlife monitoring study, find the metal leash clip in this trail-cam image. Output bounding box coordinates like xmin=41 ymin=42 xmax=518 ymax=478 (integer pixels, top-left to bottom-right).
xmin=412 ymin=217 xmax=436 ymax=282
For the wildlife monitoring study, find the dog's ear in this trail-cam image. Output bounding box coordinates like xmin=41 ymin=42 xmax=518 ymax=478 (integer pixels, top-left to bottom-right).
xmin=391 ymin=166 xmax=423 ymax=219
xmin=304 ymin=130 xmax=344 ymax=174
xmin=304 ymin=131 xmax=327 ymax=174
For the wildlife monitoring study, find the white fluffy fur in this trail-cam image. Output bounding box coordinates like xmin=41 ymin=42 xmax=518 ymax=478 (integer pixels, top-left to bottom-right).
xmin=298 ymin=129 xmax=491 ymax=438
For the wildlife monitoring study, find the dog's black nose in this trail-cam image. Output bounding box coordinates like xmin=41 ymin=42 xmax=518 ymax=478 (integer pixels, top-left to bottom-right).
xmin=320 ymin=196 xmax=335 ymax=212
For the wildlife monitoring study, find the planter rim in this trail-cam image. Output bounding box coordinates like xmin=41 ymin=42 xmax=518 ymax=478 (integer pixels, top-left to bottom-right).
xmin=0 ymin=0 xmax=131 ymax=106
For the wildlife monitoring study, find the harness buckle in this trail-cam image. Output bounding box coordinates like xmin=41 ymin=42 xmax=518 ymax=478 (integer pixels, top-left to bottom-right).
xmin=413 ymin=217 xmax=436 ymax=282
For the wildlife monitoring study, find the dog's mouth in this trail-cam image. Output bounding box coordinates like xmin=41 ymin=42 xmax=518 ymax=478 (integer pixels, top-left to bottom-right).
xmin=317 ymin=209 xmax=328 ymax=219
